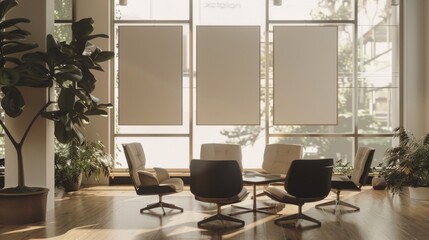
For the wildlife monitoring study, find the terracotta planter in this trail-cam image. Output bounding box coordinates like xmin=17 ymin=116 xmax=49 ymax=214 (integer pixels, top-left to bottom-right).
xmin=0 ymin=187 xmax=49 ymax=225
xmin=408 ymin=187 xmax=429 ymax=200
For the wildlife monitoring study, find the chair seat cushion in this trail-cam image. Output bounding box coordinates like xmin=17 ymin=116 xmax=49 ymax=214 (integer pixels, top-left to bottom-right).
xmin=331 ymin=175 xmax=361 ymax=191
xmin=195 ymin=188 xmax=248 ymax=205
xmin=265 ymin=186 xmax=325 ymax=204
xmin=160 ymin=177 xmax=184 ymax=192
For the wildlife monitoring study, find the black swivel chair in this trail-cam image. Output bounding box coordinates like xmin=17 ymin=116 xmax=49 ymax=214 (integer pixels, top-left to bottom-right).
xmin=316 ymin=147 xmax=375 ymax=213
xmin=190 ymin=159 xmax=249 ymax=228
xmin=123 ymin=143 xmax=184 ymax=215
xmin=264 ymin=159 xmax=333 ymax=227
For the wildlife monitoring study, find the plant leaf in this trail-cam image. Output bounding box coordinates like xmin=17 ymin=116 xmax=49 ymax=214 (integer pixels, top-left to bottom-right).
xmin=0 ymin=68 xmax=19 ymax=85
xmin=0 ymin=0 xmax=18 ymax=20
xmin=1 ymin=86 xmax=24 ymax=117
xmin=58 ymin=88 xmax=75 ymax=111
xmin=72 ymin=18 xmax=94 ymax=40
xmin=0 ymin=18 xmax=30 ymax=29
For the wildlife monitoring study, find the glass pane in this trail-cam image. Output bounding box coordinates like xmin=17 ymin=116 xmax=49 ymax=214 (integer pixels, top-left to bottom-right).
xmin=358 ymin=0 xmax=400 ymax=88
xmin=359 ymin=137 xmax=393 ymax=167
xmin=357 ymin=87 xmax=399 ymax=133
xmin=195 ymin=0 xmax=265 ymax=25
xmin=193 ymin=125 xmax=266 ymax=169
xmin=270 ymin=0 xmax=354 ymax=21
xmin=55 ymin=0 xmax=72 ymax=20
xmin=54 ymin=24 xmax=72 ymax=42
xmin=357 ymin=25 xmax=400 ymax=88
xmin=115 ymin=0 xmax=189 ymax=20
xmin=115 ymin=137 xmax=189 ymax=169
xmin=270 ymin=137 xmax=354 ymax=163
xmin=338 ymin=25 xmax=354 ymax=88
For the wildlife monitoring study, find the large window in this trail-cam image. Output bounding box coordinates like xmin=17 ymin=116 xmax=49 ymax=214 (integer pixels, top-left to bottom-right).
xmin=113 ymin=0 xmax=400 ymax=170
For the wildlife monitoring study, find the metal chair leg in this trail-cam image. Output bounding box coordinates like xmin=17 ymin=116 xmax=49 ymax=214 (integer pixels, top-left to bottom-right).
xmin=140 ymin=195 xmax=183 ymax=215
xmin=198 ymin=204 xmax=245 ymax=228
xmin=315 ymin=191 xmax=360 ymax=212
xmin=275 ymin=204 xmax=321 ymax=227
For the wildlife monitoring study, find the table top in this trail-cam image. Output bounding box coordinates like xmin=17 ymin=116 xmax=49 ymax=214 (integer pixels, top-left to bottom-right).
xmin=242 ymin=173 xmax=285 ymax=184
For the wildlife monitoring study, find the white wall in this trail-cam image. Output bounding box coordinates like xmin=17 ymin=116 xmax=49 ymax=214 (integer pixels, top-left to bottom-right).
xmin=403 ymin=0 xmax=427 ymax=137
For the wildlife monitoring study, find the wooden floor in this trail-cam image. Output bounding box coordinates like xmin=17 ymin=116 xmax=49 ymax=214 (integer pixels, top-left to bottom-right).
xmin=1 ymin=185 xmax=429 ymax=240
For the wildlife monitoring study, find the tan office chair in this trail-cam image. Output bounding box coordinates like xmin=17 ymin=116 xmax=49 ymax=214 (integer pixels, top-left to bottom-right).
xmin=265 ymin=159 xmax=333 ymax=227
xmin=190 ymin=159 xmax=249 ymax=228
xmin=315 ymin=147 xmax=375 ymax=213
xmin=261 ymin=143 xmax=303 ymax=175
xmin=123 ymin=143 xmax=184 ymax=215
xmin=247 ymin=143 xmax=303 ymax=197
xmin=200 ymin=143 xmax=242 ymax=170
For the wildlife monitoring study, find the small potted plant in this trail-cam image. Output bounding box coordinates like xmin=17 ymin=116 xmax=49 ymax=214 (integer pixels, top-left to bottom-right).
xmin=383 ymin=127 xmax=429 ymax=199
xmin=55 ymin=140 xmax=113 ymax=192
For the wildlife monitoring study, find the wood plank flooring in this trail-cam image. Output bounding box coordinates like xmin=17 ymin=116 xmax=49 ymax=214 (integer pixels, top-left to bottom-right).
xmin=1 ymin=185 xmax=429 ymax=240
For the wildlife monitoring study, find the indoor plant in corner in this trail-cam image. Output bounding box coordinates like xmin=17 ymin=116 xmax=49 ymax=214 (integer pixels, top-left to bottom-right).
xmin=383 ymin=127 xmax=429 ymax=200
xmin=55 ymin=139 xmax=113 ymax=192
xmin=0 ymin=0 xmax=113 ymax=224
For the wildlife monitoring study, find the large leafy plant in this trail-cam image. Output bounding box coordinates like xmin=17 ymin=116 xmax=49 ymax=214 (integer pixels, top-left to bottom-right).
xmin=383 ymin=127 xmax=429 ymax=194
xmin=0 ymin=0 xmax=113 ymax=191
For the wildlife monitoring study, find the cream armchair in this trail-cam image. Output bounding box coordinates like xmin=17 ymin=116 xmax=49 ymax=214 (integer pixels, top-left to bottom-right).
xmin=200 ymin=143 xmax=243 ymax=170
xmin=123 ymin=143 xmax=184 ymax=215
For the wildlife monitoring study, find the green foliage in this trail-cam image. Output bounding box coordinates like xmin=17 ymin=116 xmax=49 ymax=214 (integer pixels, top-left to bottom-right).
xmin=55 ymin=140 xmax=113 ymax=191
xmin=383 ymin=127 xmax=429 ymax=194
xmin=333 ymin=159 xmax=353 ymax=175
xmin=0 ymin=0 xmax=113 ymax=188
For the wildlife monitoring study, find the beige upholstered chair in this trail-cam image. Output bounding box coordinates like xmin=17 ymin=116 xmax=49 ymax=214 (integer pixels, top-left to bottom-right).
xmin=246 ymin=144 xmax=302 ymax=197
xmin=261 ymin=143 xmax=303 ymax=175
xmin=315 ymin=147 xmax=375 ymax=213
xmin=200 ymin=143 xmax=243 ymax=170
xmin=123 ymin=143 xmax=184 ymax=215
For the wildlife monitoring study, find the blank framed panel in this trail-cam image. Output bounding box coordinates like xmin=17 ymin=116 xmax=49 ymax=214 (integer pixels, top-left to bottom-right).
xmin=273 ymin=26 xmax=338 ymax=125
xmin=196 ymin=26 xmax=260 ymax=125
xmin=118 ymin=26 xmax=183 ymax=125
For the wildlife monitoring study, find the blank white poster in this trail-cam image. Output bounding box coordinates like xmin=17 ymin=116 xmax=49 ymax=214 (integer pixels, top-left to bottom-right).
xmin=196 ymin=26 xmax=260 ymax=125
xmin=273 ymin=26 xmax=338 ymax=125
xmin=118 ymin=26 xmax=183 ymax=125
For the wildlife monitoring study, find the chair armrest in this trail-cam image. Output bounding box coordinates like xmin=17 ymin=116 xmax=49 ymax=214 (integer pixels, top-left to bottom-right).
xmin=154 ymin=167 xmax=170 ymax=182
xmin=137 ymin=170 xmax=159 ymax=186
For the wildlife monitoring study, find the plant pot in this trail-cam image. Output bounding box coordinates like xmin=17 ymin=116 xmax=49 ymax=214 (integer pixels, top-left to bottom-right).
xmin=64 ymin=173 xmax=83 ymax=192
xmin=0 ymin=187 xmax=49 ymax=225
xmin=408 ymin=187 xmax=429 ymax=200
xmin=371 ymin=176 xmax=386 ymax=190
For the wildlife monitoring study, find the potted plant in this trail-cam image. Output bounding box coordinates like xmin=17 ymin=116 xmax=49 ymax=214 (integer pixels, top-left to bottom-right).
xmin=0 ymin=0 xmax=113 ymax=224
xmin=55 ymin=140 xmax=113 ymax=192
xmin=383 ymin=127 xmax=429 ymax=199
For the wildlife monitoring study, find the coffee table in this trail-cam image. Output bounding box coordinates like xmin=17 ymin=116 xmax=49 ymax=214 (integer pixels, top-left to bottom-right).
xmin=230 ymin=173 xmax=285 ymax=216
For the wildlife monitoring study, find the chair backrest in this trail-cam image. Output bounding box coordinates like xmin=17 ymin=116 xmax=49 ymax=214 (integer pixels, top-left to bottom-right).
xmin=122 ymin=143 xmax=147 ymax=188
xmin=200 ymin=143 xmax=243 ymax=170
xmin=351 ymin=147 xmax=375 ymax=187
xmin=190 ymin=159 xmax=243 ymax=198
xmin=262 ymin=143 xmax=303 ymax=174
xmin=285 ymin=159 xmax=333 ymax=198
